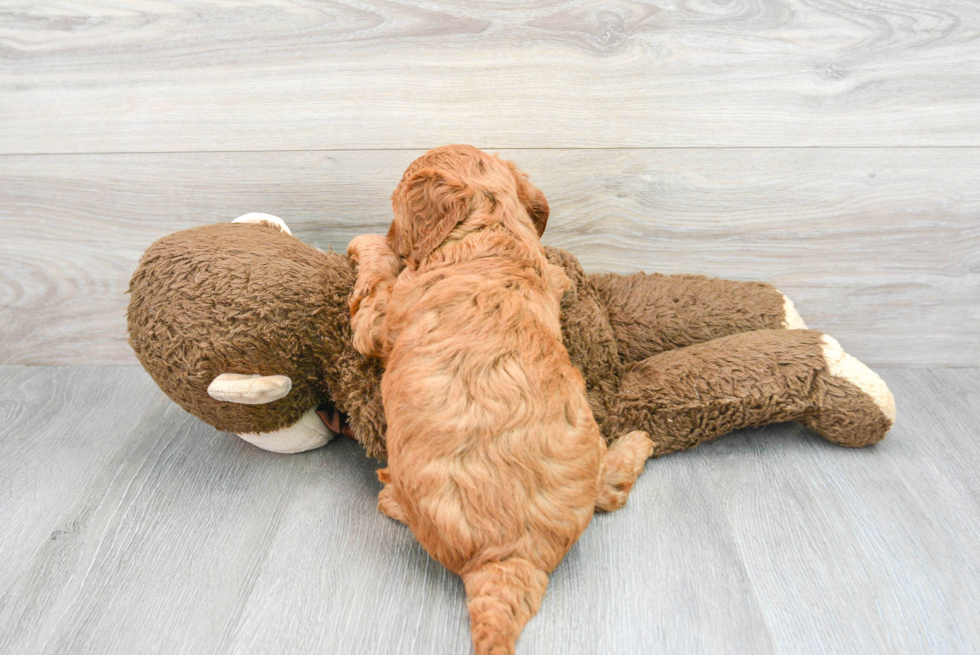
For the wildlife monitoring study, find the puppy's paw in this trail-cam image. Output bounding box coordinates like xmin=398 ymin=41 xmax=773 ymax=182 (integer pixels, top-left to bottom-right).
xmin=596 ymin=431 xmax=653 ymax=512
xmin=616 ymin=430 xmax=655 ymax=475
xmin=378 ymin=485 xmax=408 ymax=525
xmin=348 ymin=234 xmax=400 ymax=274
xmin=348 ymin=235 xmax=403 ymax=318
xmin=348 ymin=233 xmax=385 ymax=261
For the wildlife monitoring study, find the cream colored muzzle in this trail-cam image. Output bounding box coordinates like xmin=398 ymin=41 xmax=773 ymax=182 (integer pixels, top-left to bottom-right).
xmin=207 ymin=373 xmax=335 ymax=453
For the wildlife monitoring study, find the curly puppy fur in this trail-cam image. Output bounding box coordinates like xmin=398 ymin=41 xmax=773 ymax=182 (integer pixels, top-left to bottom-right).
xmin=349 ymin=146 xmax=652 ymax=655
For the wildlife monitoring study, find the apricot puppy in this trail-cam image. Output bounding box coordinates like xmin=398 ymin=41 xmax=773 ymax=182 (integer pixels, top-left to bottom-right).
xmin=349 ymin=145 xmax=653 ymax=655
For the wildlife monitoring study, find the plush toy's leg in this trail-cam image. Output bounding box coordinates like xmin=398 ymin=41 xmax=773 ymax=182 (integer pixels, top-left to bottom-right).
xmin=595 ymin=430 xmax=655 ymax=512
xmin=605 ymin=329 xmax=895 ymax=456
xmin=590 ymin=272 xmax=806 ymax=364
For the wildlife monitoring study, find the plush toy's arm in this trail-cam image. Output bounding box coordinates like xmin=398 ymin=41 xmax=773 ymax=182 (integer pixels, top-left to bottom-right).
xmin=589 ymin=272 xmax=806 ymax=365
xmin=348 ymin=234 xmax=403 ymax=359
xmin=604 ymin=328 xmax=895 ymax=456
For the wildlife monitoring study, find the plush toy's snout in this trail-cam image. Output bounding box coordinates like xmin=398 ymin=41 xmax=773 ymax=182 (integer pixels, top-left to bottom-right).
xmin=204 ymin=372 xmax=334 ymax=453
xmin=233 ymin=407 xmax=335 ymax=454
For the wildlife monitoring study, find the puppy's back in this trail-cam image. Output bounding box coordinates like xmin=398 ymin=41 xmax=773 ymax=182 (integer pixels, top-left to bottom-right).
xmin=383 ymin=258 xmax=603 ymax=564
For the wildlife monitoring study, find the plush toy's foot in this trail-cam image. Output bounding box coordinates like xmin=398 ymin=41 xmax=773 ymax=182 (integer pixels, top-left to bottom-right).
xmin=595 ymin=430 xmax=654 ymax=512
xmin=779 ymin=292 xmax=808 ymax=329
xmin=799 ymin=335 xmax=896 ymax=448
xmin=232 ymin=212 xmax=292 ymax=234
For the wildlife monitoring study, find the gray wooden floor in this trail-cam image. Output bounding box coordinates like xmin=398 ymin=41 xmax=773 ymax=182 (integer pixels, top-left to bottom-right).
xmin=1 ymin=365 xmax=978 ymax=654
xmin=3 ymin=2 xmax=979 ymax=653
xmin=2 ymin=1 xmax=979 ymax=368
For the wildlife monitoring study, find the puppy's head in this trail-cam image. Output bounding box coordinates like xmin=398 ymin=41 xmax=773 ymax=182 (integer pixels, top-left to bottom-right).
xmin=388 ymin=145 xmax=549 ymax=266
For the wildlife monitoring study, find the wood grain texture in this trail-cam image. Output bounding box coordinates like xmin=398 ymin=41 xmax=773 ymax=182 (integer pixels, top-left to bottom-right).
xmin=1 ymin=366 xmax=978 ymax=653
xmin=2 ymin=148 xmax=977 ymax=367
xmin=0 ymin=366 xmax=163 ymax=597
xmin=1 ymin=0 xmax=979 ymax=152
xmin=697 ymin=368 xmax=980 ymax=654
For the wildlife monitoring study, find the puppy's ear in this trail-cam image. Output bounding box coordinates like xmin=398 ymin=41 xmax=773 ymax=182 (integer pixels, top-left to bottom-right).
xmin=391 ymin=167 xmax=472 ymax=265
xmin=507 ymin=162 xmax=549 ymax=237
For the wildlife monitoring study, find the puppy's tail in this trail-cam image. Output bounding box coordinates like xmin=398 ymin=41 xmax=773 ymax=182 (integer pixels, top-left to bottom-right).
xmin=462 ymin=558 xmax=549 ymax=655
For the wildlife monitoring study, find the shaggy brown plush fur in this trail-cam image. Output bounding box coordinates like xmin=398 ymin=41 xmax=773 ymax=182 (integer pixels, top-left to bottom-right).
xmin=128 ymin=221 xmax=893 ymax=462
xmin=348 ymin=145 xmax=653 ymax=655
xmin=607 ymin=328 xmax=890 ymax=456
xmin=128 ymin=221 xmax=388 ymax=458
xmin=127 ymin=138 xmax=894 ymax=466
xmin=591 ymin=271 xmax=787 ymax=364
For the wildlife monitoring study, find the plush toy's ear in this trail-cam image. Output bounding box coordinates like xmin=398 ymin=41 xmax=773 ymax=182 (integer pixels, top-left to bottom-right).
xmin=506 ymin=162 xmax=549 ymax=237
xmin=390 ymin=167 xmax=473 ymax=266
xmin=207 ymin=373 xmax=292 ymax=404
xmin=233 ymin=213 xmax=292 ymax=235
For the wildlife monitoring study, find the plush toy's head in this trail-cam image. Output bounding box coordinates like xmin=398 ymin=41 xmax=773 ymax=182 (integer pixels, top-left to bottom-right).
xmin=127 ymin=216 xmax=355 ymax=453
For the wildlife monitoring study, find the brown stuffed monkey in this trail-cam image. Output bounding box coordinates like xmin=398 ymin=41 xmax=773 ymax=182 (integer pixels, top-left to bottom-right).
xmin=127 ymin=213 xmax=894 ymax=459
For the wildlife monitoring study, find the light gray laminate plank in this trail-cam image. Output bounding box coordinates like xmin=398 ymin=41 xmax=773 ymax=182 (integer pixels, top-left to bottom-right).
xmin=2 ymin=148 xmax=977 ymax=366
xmin=696 ymin=369 xmax=980 ymax=654
xmin=0 ymin=366 xmax=771 ymax=654
xmin=0 ymin=388 xmax=317 ymax=654
xmin=215 ymin=435 xmax=476 ymax=655
xmin=2 ymin=367 xmax=978 ymax=654
xmin=521 ymin=459 xmax=775 ymax=655
xmin=222 ymin=438 xmax=775 ymax=655
xmin=1 ymin=1 xmax=979 ymax=152
xmin=0 ymin=366 xmax=163 ymax=594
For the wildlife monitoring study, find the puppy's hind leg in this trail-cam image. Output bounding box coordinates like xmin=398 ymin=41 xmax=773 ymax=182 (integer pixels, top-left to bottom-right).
xmin=378 ymin=486 xmax=408 ymax=524
xmin=595 ymin=431 xmax=654 ymax=512
xmin=377 ymin=468 xmax=408 ymax=525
